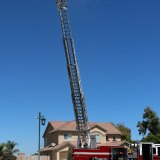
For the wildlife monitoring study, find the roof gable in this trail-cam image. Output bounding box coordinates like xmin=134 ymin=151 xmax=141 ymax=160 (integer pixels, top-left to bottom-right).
xmin=43 ymin=122 xmax=54 ymax=137
xmin=90 ymin=124 xmax=107 ymax=133
xmin=89 ymin=122 xmax=122 ymax=135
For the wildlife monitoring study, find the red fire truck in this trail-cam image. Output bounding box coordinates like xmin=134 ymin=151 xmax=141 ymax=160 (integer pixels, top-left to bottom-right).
xmin=73 ymin=146 xmax=127 ymax=160
xmin=72 ymin=142 xmax=159 ymax=160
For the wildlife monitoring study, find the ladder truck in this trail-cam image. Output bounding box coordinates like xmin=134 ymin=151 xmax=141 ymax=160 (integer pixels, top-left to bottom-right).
xmin=55 ymin=0 xmax=128 ymax=160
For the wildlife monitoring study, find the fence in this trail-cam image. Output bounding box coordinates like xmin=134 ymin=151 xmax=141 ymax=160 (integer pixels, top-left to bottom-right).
xmin=17 ymin=153 xmax=50 ymax=160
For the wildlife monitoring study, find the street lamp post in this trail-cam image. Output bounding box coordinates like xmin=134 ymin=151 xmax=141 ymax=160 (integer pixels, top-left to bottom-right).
xmin=37 ymin=112 xmax=46 ymax=160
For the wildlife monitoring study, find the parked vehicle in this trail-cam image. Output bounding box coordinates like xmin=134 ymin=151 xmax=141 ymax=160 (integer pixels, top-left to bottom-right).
xmin=128 ymin=142 xmax=158 ymax=160
xmin=71 ymin=142 xmax=160 ymax=160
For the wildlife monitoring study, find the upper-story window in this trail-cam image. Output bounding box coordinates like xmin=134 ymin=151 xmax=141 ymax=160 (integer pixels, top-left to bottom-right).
xmin=44 ymin=137 xmax=48 ymax=146
xmin=106 ymin=135 xmax=109 ymax=141
xmin=44 ymin=138 xmax=47 ymax=146
xmin=95 ymin=134 xmax=100 ymax=143
xmin=113 ymin=136 xmax=116 ymax=141
xmin=64 ymin=133 xmax=72 ymax=141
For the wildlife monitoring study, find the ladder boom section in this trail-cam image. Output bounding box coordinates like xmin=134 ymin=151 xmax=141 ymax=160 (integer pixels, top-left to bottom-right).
xmin=56 ymin=0 xmax=90 ymax=147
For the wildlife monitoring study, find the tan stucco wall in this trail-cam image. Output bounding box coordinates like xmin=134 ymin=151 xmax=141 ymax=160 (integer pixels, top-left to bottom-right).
xmin=58 ymin=131 xmax=77 ymax=144
xmin=107 ymin=134 xmax=121 ymax=142
xmin=44 ymin=125 xmax=53 ymax=137
xmin=44 ymin=125 xmax=59 ymax=146
xmin=59 ymin=151 xmax=68 ymax=160
xmin=52 ymin=132 xmax=59 ymax=145
xmin=90 ymin=127 xmax=106 ymax=143
xmin=57 ymin=147 xmax=69 ymax=160
xmin=52 ymin=152 xmax=56 ymax=160
xmin=91 ymin=127 xmax=106 ymax=135
xmin=44 ymin=132 xmax=58 ymax=146
xmin=57 ymin=128 xmax=121 ymax=144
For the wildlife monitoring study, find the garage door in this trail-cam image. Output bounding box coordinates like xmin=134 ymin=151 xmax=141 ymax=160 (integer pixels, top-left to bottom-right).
xmin=60 ymin=151 xmax=68 ymax=160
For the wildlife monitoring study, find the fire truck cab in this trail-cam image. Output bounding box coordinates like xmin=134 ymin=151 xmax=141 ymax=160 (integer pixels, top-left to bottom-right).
xmin=128 ymin=142 xmax=159 ymax=160
xmin=139 ymin=142 xmax=157 ymax=160
xmin=72 ymin=146 xmax=128 ymax=160
xmin=154 ymin=144 xmax=160 ymax=160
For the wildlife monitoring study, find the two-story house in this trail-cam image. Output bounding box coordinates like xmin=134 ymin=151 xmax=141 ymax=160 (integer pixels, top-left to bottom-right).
xmin=40 ymin=121 xmax=129 ymax=160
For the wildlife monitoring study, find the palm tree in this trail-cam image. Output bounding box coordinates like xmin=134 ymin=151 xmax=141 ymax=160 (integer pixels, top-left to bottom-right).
xmin=3 ymin=141 xmax=19 ymax=160
xmin=0 ymin=143 xmax=6 ymax=160
xmin=0 ymin=144 xmax=4 ymax=159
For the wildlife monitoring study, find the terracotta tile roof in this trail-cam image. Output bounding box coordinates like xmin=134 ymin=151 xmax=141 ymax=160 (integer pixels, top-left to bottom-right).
xmin=40 ymin=141 xmax=76 ymax=153
xmin=49 ymin=121 xmax=121 ymax=134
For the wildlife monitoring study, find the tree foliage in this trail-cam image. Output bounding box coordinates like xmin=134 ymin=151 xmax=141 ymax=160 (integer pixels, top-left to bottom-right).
xmin=0 ymin=144 xmax=4 ymax=158
xmin=0 ymin=141 xmax=19 ymax=160
xmin=137 ymin=107 xmax=160 ymax=143
xmin=114 ymin=123 xmax=132 ymax=142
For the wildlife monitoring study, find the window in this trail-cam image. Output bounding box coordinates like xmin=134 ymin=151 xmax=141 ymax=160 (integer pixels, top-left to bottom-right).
xmin=106 ymin=135 xmax=109 ymax=141
xmin=95 ymin=134 xmax=100 ymax=143
xmin=64 ymin=133 xmax=72 ymax=141
xmin=112 ymin=148 xmax=127 ymax=160
xmin=113 ymin=136 xmax=116 ymax=141
xmin=153 ymin=147 xmax=156 ymax=155
xmin=44 ymin=138 xmax=47 ymax=146
xmin=158 ymin=147 xmax=160 ymax=156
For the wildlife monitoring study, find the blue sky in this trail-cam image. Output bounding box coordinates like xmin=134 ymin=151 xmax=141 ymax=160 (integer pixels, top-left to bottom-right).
xmin=0 ymin=0 xmax=160 ymax=155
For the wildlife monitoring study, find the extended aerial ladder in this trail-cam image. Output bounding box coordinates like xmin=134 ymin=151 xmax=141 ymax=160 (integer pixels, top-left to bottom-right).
xmin=56 ymin=0 xmax=90 ymax=148
xmin=54 ymin=2 xmax=159 ymax=160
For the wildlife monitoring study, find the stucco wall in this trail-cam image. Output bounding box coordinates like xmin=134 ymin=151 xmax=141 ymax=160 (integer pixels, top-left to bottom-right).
xmin=58 ymin=131 xmax=77 ymax=144
xmin=90 ymin=127 xmax=106 ymax=143
xmin=56 ymin=129 xmax=121 ymax=144
xmin=107 ymin=134 xmax=121 ymax=142
xmin=44 ymin=125 xmax=58 ymax=146
xmin=44 ymin=132 xmax=58 ymax=146
xmin=44 ymin=125 xmax=122 ymax=146
xmin=56 ymin=147 xmax=69 ymax=160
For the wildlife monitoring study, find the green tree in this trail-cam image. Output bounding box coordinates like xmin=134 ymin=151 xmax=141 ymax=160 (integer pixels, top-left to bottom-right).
xmin=141 ymin=133 xmax=160 ymax=143
xmin=137 ymin=107 xmax=160 ymax=143
xmin=2 ymin=141 xmax=19 ymax=160
xmin=114 ymin=123 xmax=132 ymax=142
xmin=137 ymin=121 xmax=147 ymax=137
xmin=0 ymin=144 xmax=4 ymax=159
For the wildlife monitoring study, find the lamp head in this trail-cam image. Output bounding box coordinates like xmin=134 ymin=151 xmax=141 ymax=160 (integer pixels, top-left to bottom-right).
xmin=41 ymin=115 xmax=46 ymax=125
